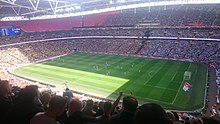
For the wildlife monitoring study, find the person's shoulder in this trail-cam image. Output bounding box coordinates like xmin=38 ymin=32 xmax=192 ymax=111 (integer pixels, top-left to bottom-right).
xmin=31 ymin=112 xmax=45 ymax=121
xmin=96 ymin=115 xmax=102 ymax=119
xmin=0 ymin=96 xmax=12 ymax=106
xmin=110 ymin=112 xmax=133 ymax=124
xmin=111 ymin=112 xmax=122 ymax=118
xmin=31 ymin=113 xmax=58 ymax=124
xmin=34 ymin=112 xmax=45 ymax=117
xmin=110 ymin=113 xmax=120 ymax=122
xmin=0 ymin=95 xmax=7 ymax=101
xmin=97 ymin=115 xmax=110 ymax=120
xmin=96 ymin=115 xmax=107 ymax=120
xmin=30 ymin=113 xmax=44 ymax=124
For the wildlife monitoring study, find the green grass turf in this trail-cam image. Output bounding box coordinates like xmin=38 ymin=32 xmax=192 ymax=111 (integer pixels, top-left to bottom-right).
xmin=12 ymin=52 xmax=207 ymax=111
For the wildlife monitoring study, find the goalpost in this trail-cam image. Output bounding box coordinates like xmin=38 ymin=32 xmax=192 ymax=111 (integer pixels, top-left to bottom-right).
xmin=183 ymin=71 xmax=191 ymax=80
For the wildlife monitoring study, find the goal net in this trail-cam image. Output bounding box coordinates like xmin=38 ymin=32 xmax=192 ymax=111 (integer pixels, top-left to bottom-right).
xmin=183 ymin=71 xmax=191 ymax=80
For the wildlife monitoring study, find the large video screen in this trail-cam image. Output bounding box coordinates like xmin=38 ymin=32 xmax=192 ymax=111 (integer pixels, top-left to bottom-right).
xmin=0 ymin=27 xmax=21 ymax=37
xmin=0 ymin=28 xmax=3 ymax=36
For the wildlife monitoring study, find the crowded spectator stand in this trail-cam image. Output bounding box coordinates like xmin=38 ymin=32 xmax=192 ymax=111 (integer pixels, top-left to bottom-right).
xmin=0 ymin=4 xmax=220 ymax=123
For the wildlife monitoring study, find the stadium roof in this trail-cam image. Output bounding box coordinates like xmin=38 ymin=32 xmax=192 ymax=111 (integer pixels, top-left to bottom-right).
xmin=0 ymin=0 xmax=107 ymax=17
xmin=0 ymin=0 xmax=220 ymax=21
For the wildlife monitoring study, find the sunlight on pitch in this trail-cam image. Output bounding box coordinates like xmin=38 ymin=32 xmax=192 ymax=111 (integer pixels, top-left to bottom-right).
xmin=19 ymin=64 xmax=129 ymax=97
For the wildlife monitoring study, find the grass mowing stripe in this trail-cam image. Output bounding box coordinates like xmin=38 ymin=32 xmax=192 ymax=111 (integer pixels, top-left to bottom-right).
xmin=16 ymin=67 xmax=127 ymax=91
xmin=23 ymin=66 xmax=127 ymax=89
xmin=155 ymin=61 xmax=183 ymax=88
xmin=172 ymin=63 xmax=191 ymax=104
xmin=107 ymin=59 xmax=158 ymax=100
xmin=155 ymin=62 xmax=184 ymax=103
xmin=45 ymin=55 xmax=128 ymax=78
xmin=144 ymin=84 xmax=177 ymax=91
xmin=171 ymin=72 xmax=178 ymax=81
xmin=14 ymin=69 xmax=117 ymax=97
xmin=144 ymin=61 xmax=171 ymax=85
xmin=12 ymin=53 xmax=207 ymax=111
xmin=117 ymin=60 xmax=160 ymax=95
xmin=187 ymin=64 xmax=206 ymax=109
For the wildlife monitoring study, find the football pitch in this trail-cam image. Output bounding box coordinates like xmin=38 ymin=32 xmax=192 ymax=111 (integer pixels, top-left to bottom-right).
xmin=12 ymin=52 xmax=207 ymax=111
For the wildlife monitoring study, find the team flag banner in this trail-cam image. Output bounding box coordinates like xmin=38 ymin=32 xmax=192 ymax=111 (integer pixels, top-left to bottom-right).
xmin=183 ymin=82 xmax=191 ymax=92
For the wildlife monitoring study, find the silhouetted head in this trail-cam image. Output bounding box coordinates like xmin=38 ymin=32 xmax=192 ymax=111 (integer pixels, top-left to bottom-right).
xmin=0 ymin=80 xmax=11 ymax=97
xmin=122 ymin=96 xmax=138 ymax=113
xmin=86 ymin=99 xmax=94 ymax=108
xmin=20 ymin=85 xmax=39 ymax=103
xmin=103 ymin=101 xmax=112 ymax=115
xmin=48 ymin=95 xmax=67 ymax=116
xmin=134 ymin=103 xmax=170 ymax=124
xmin=68 ymin=98 xmax=83 ymax=115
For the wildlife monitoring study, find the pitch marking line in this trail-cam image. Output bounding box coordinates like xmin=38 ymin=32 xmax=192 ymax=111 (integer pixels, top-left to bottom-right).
xmin=144 ymin=66 xmax=162 ymax=85
xmin=15 ymin=68 xmax=173 ymax=105
xmin=148 ymin=71 xmax=154 ymax=77
xmin=145 ymin=84 xmax=177 ymax=92
xmin=124 ymin=93 xmax=171 ymax=104
xmin=171 ymin=71 xmax=177 ymax=81
xmin=171 ymin=63 xmax=191 ymax=104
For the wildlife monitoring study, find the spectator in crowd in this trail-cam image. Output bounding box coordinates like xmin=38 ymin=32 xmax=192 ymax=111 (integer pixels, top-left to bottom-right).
xmin=134 ymin=103 xmax=170 ymax=124
xmin=189 ymin=118 xmax=203 ymax=124
xmin=30 ymin=95 xmax=67 ymax=124
xmin=0 ymin=80 xmax=13 ymax=122
xmin=95 ymin=101 xmax=104 ymax=117
xmin=96 ymin=101 xmax=112 ymax=124
xmin=202 ymin=117 xmax=220 ymax=124
xmin=93 ymin=101 xmax=99 ymax=114
xmin=167 ymin=111 xmax=183 ymax=124
xmin=111 ymin=91 xmax=123 ymax=114
xmin=110 ymin=96 xmax=138 ymax=124
xmin=83 ymin=99 xmax=97 ymax=117
xmin=40 ymin=92 xmax=52 ymax=111
xmin=166 ymin=111 xmax=175 ymax=122
xmin=171 ymin=111 xmax=181 ymax=122
xmin=65 ymin=98 xmax=97 ymax=124
xmin=6 ymin=85 xmax=44 ymax=124
xmin=63 ymin=87 xmax=73 ymax=102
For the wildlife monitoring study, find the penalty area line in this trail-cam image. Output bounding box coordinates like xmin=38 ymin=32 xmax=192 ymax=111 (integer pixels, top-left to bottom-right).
xmin=171 ymin=63 xmax=191 ymax=104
